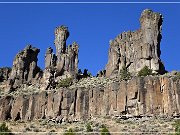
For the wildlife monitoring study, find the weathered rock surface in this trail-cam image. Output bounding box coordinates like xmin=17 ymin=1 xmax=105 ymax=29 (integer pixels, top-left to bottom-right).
xmin=106 ymin=9 xmax=165 ymax=77
xmin=0 ymin=76 xmax=180 ymax=121
xmin=54 ymin=26 xmax=79 ymax=78
xmin=0 ymin=9 xmax=179 ymax=125
xmin=41 ymin=26 xmax=79 ymax=90
xmin=0 ymin=96 xmax=13 ymax=120
xmin=45 ymin=47 xmax=56 ymax=69
xmin=7 ymin=45 xmax=42 ymax=91
xmin=0 ymin=67 xmax=11 ymax=82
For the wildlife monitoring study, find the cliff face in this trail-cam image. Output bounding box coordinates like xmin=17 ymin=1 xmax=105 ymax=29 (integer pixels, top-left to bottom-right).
xmin=0 ymin=9 xmax=179 ymax=122
xmin=106 ymin=9 xmax=165 ymax=77
xmin=0 ymin=76 xmax=180 ymax=121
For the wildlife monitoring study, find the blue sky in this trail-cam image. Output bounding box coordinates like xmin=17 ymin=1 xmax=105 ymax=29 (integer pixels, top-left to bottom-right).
xmin=0 ymin=2 xmax=179 ymax=75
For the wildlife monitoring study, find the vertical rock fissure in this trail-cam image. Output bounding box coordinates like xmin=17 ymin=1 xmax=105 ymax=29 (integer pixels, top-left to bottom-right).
xmin=58 ymin=91 xmax=64 ymax=116
xmin=74 ymin=89 xmax=77 ymax=115
xmin=15 ymin=112 xmax=21 ymax=121
xmin=125 ymin=81 xmax=128 ymax=114
xmin=139 ymin=78 xmax=146 ymax=114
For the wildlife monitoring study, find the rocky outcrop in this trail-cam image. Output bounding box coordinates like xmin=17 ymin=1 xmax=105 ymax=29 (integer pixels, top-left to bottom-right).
xmin=0 ymin=67 xmax=11 ymax=82
xmin=45 ymin=47 xmax=56 ymax=69
xmin=0 ymin=9 xmax=179 ymax=123
xmin=42 ymin=47 xmax=57 ymax=90
xmin=41 ymin=26 xmax=79 ymax=90
xmin=54 ymin=25 xmax=69 ymax=55
xmin=7 ymin=45 xmax=42 ymax=91
xmin=106 ymin=9 xmax=165 ymax=77
xmin=0 ymin=96 xmax=13 ymax=120
xmin=54 ymin=26 xmax=79 ymax=78
xmin=0 ymin=76 xmax=180 ymax=121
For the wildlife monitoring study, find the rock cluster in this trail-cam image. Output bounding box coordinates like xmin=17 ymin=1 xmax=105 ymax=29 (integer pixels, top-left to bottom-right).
xmin=0 ymin=67 xmax=11 ymax=82
xmin=6 ymin=45 xmax=42 ymax=92
xmin=0 ymin=9 xmax=179 ymax=124
xmin=0 ymin=25 xmax=79 ymax=91
xmin=42 ymin=25 xmax=79 ymax=90
xmin=106 ymin=9 xmax=165 ymax=77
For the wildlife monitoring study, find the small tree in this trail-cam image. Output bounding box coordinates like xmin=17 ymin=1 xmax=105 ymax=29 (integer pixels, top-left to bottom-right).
xmin=173 ymin=72 xmax=180 ymax=81
xmin=77 ymin=69 xmax=92 ymax=80
xmin=86 ymin=123 xmax=93 ymax=132
xmin=87 ymin=72 xmax=92 ymax=77
xmin=83 ymin=69 xmax=88 ymax=76
xmin=119 ymin=66 xmax=131 ymax=81
xmin=0 ymin=122 xmax=12 ymax=135
xmin=78 ymin=69 xmax=82 ymax=75
xmin=138 ymin=66 xmax=153 ymax=77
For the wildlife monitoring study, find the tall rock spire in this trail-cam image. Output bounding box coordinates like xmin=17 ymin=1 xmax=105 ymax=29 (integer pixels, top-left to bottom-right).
xmin=140 ymin=9 xmax=163 ymax=59
xmin=106 ymin=9 xmax=165 ymax=77
xmin=42 ymin=25 xmax=79 ymax=90
xmin=53 ymin=25 xmax=79 ymax=78
xmin=54 ymin=25 xmax=69 ymax=56
xmin=45 ymin=47 xmax=56 ymax=69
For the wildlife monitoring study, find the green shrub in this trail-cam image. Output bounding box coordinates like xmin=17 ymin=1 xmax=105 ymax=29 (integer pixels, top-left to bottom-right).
xmin=86 ymin=123 xmax=93 ymax=132
xmin=0 ymin=122 xmax=12 ymax=135
xmin=173 ymin=72 xmax=180 ymax=81
xmin=173 ymin=120 xmax=180 ymax=135
xmin=100 ymin=126 xmax=110 ymax=135
xmin=119 ymin=66 xmax=131 ymax=81
xmin=138 ymin=66 xmax=153 ymax=77
xmin=177 ymin=72 xmax=180 ymax=77
xmin=77 ymin=69 xmax=92 ymax=80
xmin=176 ymin=72 xmax=180 ymax=79
xmin=78 ymin=69 xmax=82 ymax=75
xmin=57 ymin=78 xmax=73 ymax=88
xmin=64 ymin=128 xmax=76 ymax=135
xmin=87 ymin=72 xmax=92 ymax=77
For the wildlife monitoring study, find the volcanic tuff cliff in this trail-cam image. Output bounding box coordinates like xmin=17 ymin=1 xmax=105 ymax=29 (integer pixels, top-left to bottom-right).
xmin=0 ymin=9 xmax=179 ymax=122
xmin=106 ymin=9 xmax=165 ymax=77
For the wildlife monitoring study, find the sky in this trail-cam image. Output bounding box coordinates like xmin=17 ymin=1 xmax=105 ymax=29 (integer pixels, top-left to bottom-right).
xmin=0 ymin=1 xmax=180 ymax=75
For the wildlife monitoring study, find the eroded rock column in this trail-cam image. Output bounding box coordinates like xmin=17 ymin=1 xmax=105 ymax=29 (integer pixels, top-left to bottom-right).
xmin=106 ymin=9 xmax=165 ymax=77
